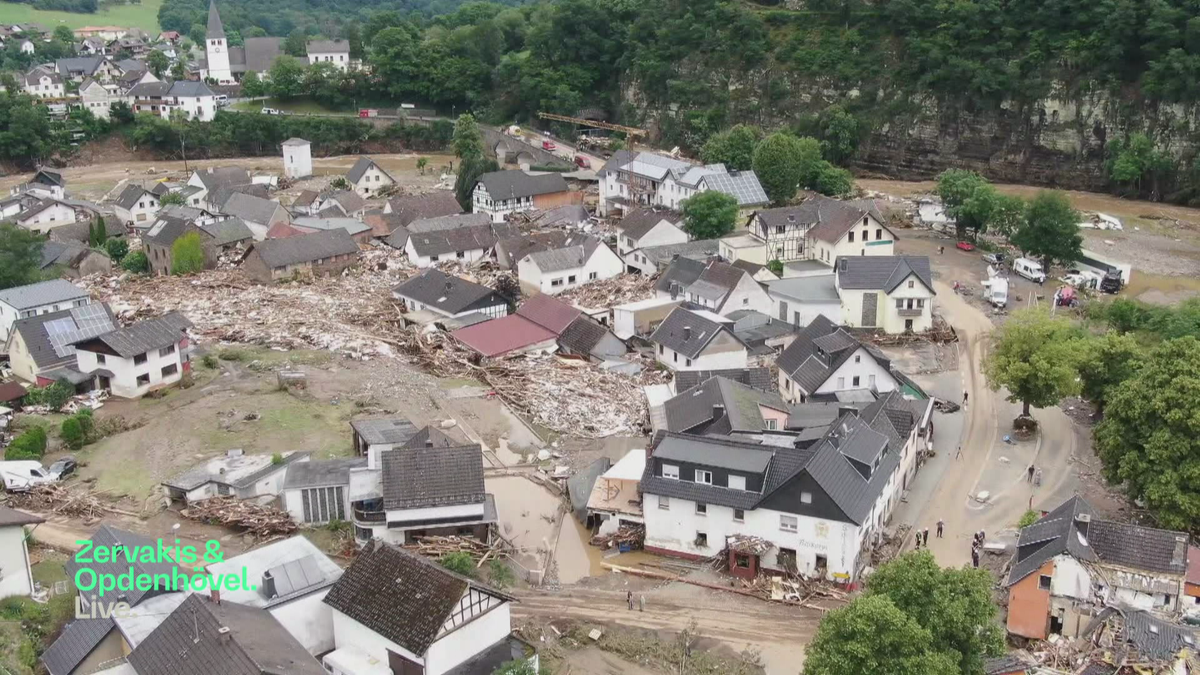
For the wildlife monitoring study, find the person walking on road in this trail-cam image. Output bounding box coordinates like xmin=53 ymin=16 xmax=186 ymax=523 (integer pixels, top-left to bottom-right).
xmin=955 ymin=445 xmax=963 ymax=461
xmin=971 ymin=548 xmax=980 ymax=568
xmin=627 ymin=591 xmax=633 ymax=610
xmin=963 ymin=390 xmax=969 ymax=408
xmin=923 ymin=528 xmax=930 ymax=546
xmin=1027 ymin=464 xmax=1035 ymax=482
xmin=936 ymin=519 xmax=944 ymax=538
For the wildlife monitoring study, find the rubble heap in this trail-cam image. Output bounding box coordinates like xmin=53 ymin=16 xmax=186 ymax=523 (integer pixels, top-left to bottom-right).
xmin=5 ymin=484 xmax=109 ymax=523
xmin=556 ymin=273 xmax=658 ymax=308
xmin=403 ymin=534 xmax=509 ymax=565
xmin=180 ymin=495 xmax=298 ymax=538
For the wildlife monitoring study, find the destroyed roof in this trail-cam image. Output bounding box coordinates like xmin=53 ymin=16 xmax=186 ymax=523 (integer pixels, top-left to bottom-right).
xmin=648 ymin=306 xmax=742 ymax=360
xmin=516 ymin=293 xmax=582 ymax=334
xmin=1007 ymin=496 xmax=1099 ymax=586
xmin=351 ymin=417 xmax=418 ymax=446
xmin=44 ymin=525 xmax=178 ymax=675
xmin=76 ymin=311 xmax=191 ymax=358
xmin=407 ymin=223 xmax=499 ymax=256
xmin=283 ymin=457 xmax=367 ymax=489
xmin=452 ymin=314 xmax=557 ymax=357
xmin=806 ymin=194 xmax=891 ymax=244
xmin=408 ymin=212 xmax=492 ymax=233
xmin=382 ymin=443 xmax=486 ymax=510
xmin=306 ymin=38 xmax=349 ymax=53
xmin=674 ymin=367 xmax=772 ymax=393
xmin=251 ymin=229 xmax=359 ymax=269
xmin=0 ymin=380 xmax=28 ymax=403
xmin=691 ymin=260 xmax=749 ymax=303
xmin=39 ymin=241 xmax=96 ymax=271
xmin=0 ymin=504 xmax=43 ymax=527
xmin=346 ymin=156 xmax=394 ymax=184
xmin=1112 ymin=608 xmax=1200 ymax=660
xmin=496 ymin=231 xmax=576 ymax=268
xmin=383 ymin=223 xmax=409 ymax=249
xmin=532 ymin=203 xmax=589 ymax=227
xmin=127 ymin=594 xmax=325 ymax=675
xmin=0 ymin=279 xmax=88 ymax=310
xmin=12 ymin=303 xmax=117 ymax=370
xmin=765 ymin=275 xmax=840 ymax=302
xmin=207 ymin=536 xmax=343 ymax=608
xmin=654 ymin=256 xmax=709 ymax=295
xmin=221 ymin=192 xmax=284 ymax=225
xmin=982 ymin=655 xmax=1030 ymax=675
xmin=663 ymin=376 xmax=788 ymax=433
xmin=164 ymin=450 xmax=306 ymax=491
xmin=114 ymin=184 xmax=152 ymax=210
xmin=477 ymin=170 xmax=568 ymax=200
xmin=640 ymin=239 xmax=721 ymax=266
xmin=323 ymin=544 xmax=513 ymax=658
xmin=266 ymin=221 xmax=305 ymax=239
xmin=386 ymin=191 xmax=463 ymax=227
xmin=522 ymin=239 xmax=603 ymax=273
xmin=191 ymin=166 xmax=251 ymax=191
xmin=618 ymin=207 xmax=683 ymax=241
xmin=393 ymin=268 xmax=504 ymax=315
xmin=199 ymin=217 xmax=254 ymax=246
xmin=293 ymin=216 xmax=372 ymax=237
xmin=836 ymin=255 xmax=933 ymax=293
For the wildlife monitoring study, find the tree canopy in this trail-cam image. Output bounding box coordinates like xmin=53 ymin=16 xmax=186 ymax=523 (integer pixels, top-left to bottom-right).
xmin=170 ymin=232 xmax=206 ymax=275
xmin=681 ymin=190 xmax=739 ymax=240
xmin=753 ymin=133 xmax=820 ymax=205
xmin=0 ymin=222 xmax=44 ymax=290
xmin=803 ymin=594 xmax=959 ymax=675
xmin=1078 ymin=331 xmax=1144 ymax=414
xmin=1011 ymin=191 xmax=1082 ymax=269
xmin=701 ymin=124 xmax=762 ymax=171
xmin=983 ymin=309 xmax=1084 ymax=418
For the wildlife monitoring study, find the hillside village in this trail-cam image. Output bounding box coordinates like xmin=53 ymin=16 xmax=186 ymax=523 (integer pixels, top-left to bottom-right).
xmin=2 ymin=2 xmax=1200 ymax=675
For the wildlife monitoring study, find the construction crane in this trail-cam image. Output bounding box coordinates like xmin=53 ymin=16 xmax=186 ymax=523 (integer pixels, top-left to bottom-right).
xmin=536 ymin=112 xmax=647 ymax=138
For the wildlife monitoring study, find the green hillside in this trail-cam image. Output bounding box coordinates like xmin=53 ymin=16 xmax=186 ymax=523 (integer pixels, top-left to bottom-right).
xmin=0 ymin=0 xmax=162 ymax=33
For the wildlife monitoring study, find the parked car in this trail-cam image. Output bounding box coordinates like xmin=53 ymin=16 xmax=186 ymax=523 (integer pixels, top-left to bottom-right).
xmin=956 ymin=241 xmax=976 ymax=251
xmin=1013 ymin=257 xmax=1047 ymax=284
xmin=261 ymin=107 xmax=280 ymax=115
xmin=542 ymin=140 xmax=557 ymax=151
xmin=574 ymin=155 xmax=590 ymax=169
xmin=982 ymin=252 xmax=1006 ymax=265
xmin=214 ymin=94 xmax=229 ymax=106
xmin=47 ymin=456 xmax=76 ymax=480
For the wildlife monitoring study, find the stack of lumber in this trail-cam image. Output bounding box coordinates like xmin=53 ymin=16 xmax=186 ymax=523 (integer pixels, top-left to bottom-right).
xmin=181 ymin=496 xmax=297 ymax=538
xmin=5 ymin=484 xmax=109 ymax=522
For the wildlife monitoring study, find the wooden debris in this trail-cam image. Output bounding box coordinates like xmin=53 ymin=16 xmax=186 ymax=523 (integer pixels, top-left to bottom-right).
xmin=557 ymin=274 xmax=658 ymax=307
xmin=402 ymin=534 xmax=509 ymax=565
xmin=590 ymin=524 xmax=645 ymax=549
xmin=180 ymin=496 xmax=297 ymax=538
xmin=5 ymin=484 xmax=110 ymax=522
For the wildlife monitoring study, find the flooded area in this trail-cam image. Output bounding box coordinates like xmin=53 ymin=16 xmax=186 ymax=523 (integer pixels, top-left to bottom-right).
xmin=487 ymin=474 xmax=596 ymax=583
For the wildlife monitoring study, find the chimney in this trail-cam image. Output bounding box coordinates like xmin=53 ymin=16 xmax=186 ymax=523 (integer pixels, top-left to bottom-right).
xmin=712 ymin=404 xmax=725 ymax=420
xmin=683 ymin=326 xmax=692 ymax=340
xmin=261 ymin=570 xmax=276 ymax=599
xmin=217 ymin=626 xmax=231 ymax=644
xmin=210 ymin=588 xmax=220 ymax=604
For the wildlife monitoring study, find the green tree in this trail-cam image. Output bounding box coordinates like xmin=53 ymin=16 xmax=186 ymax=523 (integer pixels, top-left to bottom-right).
xmin=1108 ymin=132 xmax=1173 ymax=198
xmin=110 ymin=101 xmax=135 ymax=126
xmin=160 ymin=191 xmax=186 ymax=206
xmin=1095 ymin=337 xmax=1200 ymax=529
xmin=104 ymin=238 xmax=129 ymax=262
xmin=53 ymin=26 xmax=74 ymax=43
xmin=452 ymin=112 xmax=483 ymax=161
xmin=1078 ymin=331 xmax=1143 ymax=413
xmin=4 ymin=426 xmax=47 ymax=460
xmin=494 ymin=661 xmax=536 ymax=675
xmin=455 ymin=155 xmax=498 ymax=210
xmin=1017 ymin=510 xmax=1040 ymax=528
xmin=122 ymin=250 xmax=149 ymax=274
xmin=146 ymin=49 xmax=170 ymax=78
xmin=488 ymin=559 xmax=515 ymax=589
xmin=268 ymin=56 xmax=306 ymax=99
xmin=681 ymin=190 xmax=739 ymax=239
xmin=989 ymin=194 xmax=1026 ymax=239
xmin=817 ymin=105 xmax=862 ymax=164
xmin=753 ymin=132 xmax=822 ymax=205
xmin=935 ymin=169 xmax=994 ymax=238
xmin=170 ymin=59 xmax=187 ymax=81
xmin=284 ymin=29 xmax=308 ymax=57
xmin=1011 ymin=191 xmax=1082 ymax=270
xmin=170 ymin=232 xmax=206 ymax=275
xmin=89 ymin=217 xmax=108 ymax=247
xmin=813 ymin=161 xmax=854 ymax=197
xmin=803 ymin=595 xmax=958 ymax=675
xmin=983 ymin=308 xmax=1084 ymax=418
xmin=241 ymin=71 xmax=267 ymax=98
xmin=865 ymin=552 xmax=1004 ymax=675
xmin=61 ymin=417 xmax=84 ymax=451
xmin=700 ymin=124 xmax=762 ymax=170
xmin=767 ymin=259 xmax=783 ymax=276
xmin=0 ymin=222 xmax=44 ymax=290
xmin=416 ymin=157 xmax=428 ymax=174
xmin=439 ymin=551 xmax=475 ymax=577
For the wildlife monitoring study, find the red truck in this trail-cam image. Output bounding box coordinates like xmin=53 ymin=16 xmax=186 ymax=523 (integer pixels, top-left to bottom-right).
xmin=358 ymin=109 xmax=378 ymax=118
xmin=542 ymin=140 xmax=556 ymax=151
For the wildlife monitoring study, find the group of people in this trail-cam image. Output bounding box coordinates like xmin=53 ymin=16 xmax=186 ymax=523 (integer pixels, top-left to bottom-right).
xmin=971 ymin=530 xmax=987 ymax=568
xmin=913 ymin=519 xmax=945 ymax=550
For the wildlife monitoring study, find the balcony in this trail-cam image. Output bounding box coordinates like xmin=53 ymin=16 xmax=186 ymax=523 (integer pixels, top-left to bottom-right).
xmin=896 ymin=308 xmax=924 ymax=317
xmin=352 ymin=499 xmax=385 ymax=524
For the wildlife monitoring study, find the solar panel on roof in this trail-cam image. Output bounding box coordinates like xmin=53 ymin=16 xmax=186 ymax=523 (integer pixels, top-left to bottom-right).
xmin=265 ymin=554 xmax=327 ymax=598
xmin=45 ymin=304 xmax=113 ymax=358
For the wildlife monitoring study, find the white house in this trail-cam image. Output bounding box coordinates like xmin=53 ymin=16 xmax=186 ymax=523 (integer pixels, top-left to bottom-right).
xmin=0 ymin=505 xmax=43 ymax=600
xmin=809 ymin=198 xmax=896 ymax=265
xmin=186 ymin=166 xmax=252 ymax=210
xmin=322 ymin=543 xmax=535 ymax=675
xmin=393 ymin=269 xmax=509 ymax=320
xmin=168 ymin=79 xmax=218 ymax=121
xmin=112 ymin=184 xmax=160 ymax=226
xmin=205 ymin=535 xmax=344 ymax=655
xmin=764 ymin=274 xmax=841 ymax=328
xmin=0 ymin=279 xmax=90 ymax=344
xmin=649 ymin=307 xmax=748 ymax=372
xmin=775 ymin=315 xmax=913 ymax=404
xmin=306 ymin=39 xmax=351 ymax=70
xmin=345 ymin=156 xmax=396 ymax=197
xmin=282 ymin=137 xmax=313 ymax=179
xmin=641 ymin=404 xmax=922 ymax=583
xmin=597 ymin=150 xmax=690 ymax=217
xmin=12 ymin=169 xmax=66 ymax=200
xmin=616 ymin=207 xmax=688 ymax=272
xmin=73 ymin=311 xmax=192 ymax=398
xmin=835 ymin=256 xmax=935 ymax=334
xmin=16 ymin=200 xmax=79 ymax=232
xmin=19 ymin=39 xmax=34 ymax=55
xmin=516 ymin=238 xmax=623 ymax=295
xmin=78 ymin=78 xmax=120 ymax=120
xmin=162 ymin=449 xmax=309 ymax=504
xmin=472 ymin=170 xmax=571 ymax=223
xmin=21 ymin=65 xmax=63 ymax=99
xmin=403 ymin=214 xmax=502 ymax=268
xmin=659 ymin=258 xmax=773 ymax=316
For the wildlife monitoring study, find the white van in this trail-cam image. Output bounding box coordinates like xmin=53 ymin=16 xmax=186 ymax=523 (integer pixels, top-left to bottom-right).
xmin=0 ymin=460 xmax=55 ymax=492
xmin=1013 ymin=257 xmax=1046 ymax=284
xmin=982 ymin=275 xmax=1008 ymax=308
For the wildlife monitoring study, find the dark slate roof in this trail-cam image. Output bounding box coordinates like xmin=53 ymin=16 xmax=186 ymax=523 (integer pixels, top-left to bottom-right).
xmin=648 ymin=307 xmax=739 ymax=360
xmin=393 ymin=269 xmax=501 ymax=315
xmin=0 ymin=504 xmax=43 ymax=526
xmin=44 ymin=525 xmax=179 ymax=675
xmin=142 ymin=214 xmax=192 ymax=247
xmin=618 ymin=207 xmax=683 ymax=241
xmin=382 ymin=444 xmax=486 ymax=510
xmin=654 ymin=256 xmax=709 ymax=296
xmin=477 ymin=171 xmax=568 ymax=201
xmin=801 ymin=194 xmax=889 ymax=244
xmin=0 ymin=279 xmax=88 ymax=310
xmin=320 ymin=189 xmax=366 ymax=215
xmin=836 ymin=255 xmax=933 ymax=293
xmin=408 ymin=212 xmax=492 ymax=233
xmin=690 ymin=260 xmax=749 ymax=303
xmin=192 ymin=166 xmax=251 ymax=192
xmin=39 ymin=241 xmax=96 ymax=270
xmin=251 ymin=229 xmax=359 ymax=269
xmin=1118 ymin=609 xmax=1199 ymax=660
xmin=346 ymin=156 xmax=394 ymax=184
xmin=55 ymin=56 xmax=104 ymax=76
xmin=292 ymin=189 xmax=319 ymax=208
xmin=663 ymin=376 xmax=788 ymax=433
xmin=1087 ymin=518 xmax=1188 ymax=575
xmin=205 ymin=0 xmax=225 ymax=39
xmin=323 ymin=544 xmax=512 ymax=657
xmin=558 ymin=315 xmax=610 ymax=356
xmin=12 ymin=303 xmax=117 ymax=371
xmin=386 ymin=191 xmax=463 ymax=227
xmin=674 ymin=368 xmax=772 ymax=393
xmin=794 ymin=414 xmax=897 ymax=524
xmin=306 ymin=38 xmax=350 ymax=53
xmin=168 ymin=79 xmax=215 ymax=98
xmin=351 ymin=418 xmax=417 ymax=446
xmin=522 ymin=239 xmax=604 ymax=273
xmin=77 ymin=311 xmax=190 ymax=358
xmin=640 ymin=434 xmax=771 ymax=510
xmin=200 ymin=217 xmax=254 ymax=246
xmin=496 ymin=231 xmax=575 ymax=269
xmin=982 ymin=655 xmax=1029 ymax=675
xmin=407 ymin=224 xmax=499 ymax=257
xmin=220 ymin=192 xmax=283 ymax=225
xmin=776 ymin=315 xmax=876 ymax=393
xmin=597 ymin=149 xmax=635 ymax=178
xmin=115 ymin=184 xmax=152 ymax=210
xmin=1006 ymin=496 xmax=1098 ymax=586
xmin=515 ymin=293 xmax=581 ymax=334
xmin=33 ymin=169 xmax=64 ymax=187
xmin=402 ymin=425 xmax=457 ymax=449
xmin=127 ymin=593 xmax=325 ymax=675
xmin=284 ymin=457 xmax=367 ymax=489
xmin=383 ymin=224 xmax=410 ymax=249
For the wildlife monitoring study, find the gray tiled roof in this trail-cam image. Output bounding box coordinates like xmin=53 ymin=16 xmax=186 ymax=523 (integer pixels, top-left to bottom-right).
xmin=402 ymin=425 xmax=457 ymax=449
xmin=654 ymin=256 xmax=708 ymax=296
xmin=386 ymin=191 xmax=463 ymax=227
xmin=496 ymin=231 xmax=575 ymax=269
xmin=1006 ymin=496 xmax=1099 ymax=586
xmin=323 ymin=544 xmax=512 ymax=657
xmin=39 ymin=241 xmax=93 ymax=271
xmin=477 ymin=170 xmax=568 ymax=200
xmin=220 ymin=192 xmax=284 ymax=225
xmin=383 ymin=224 xmax=410 ymax=249
xmin=284 ymin=457 xmax=367 ymax=489
xmin=56 ymin=56 xmax=105 ymax=76
xmin=776 ymin=315 xmax=875 ymax=394
xmin=128 ymin=594 xmax=325 ymax=675
xmin=382 ymin=444 xmax=486 ymax=510
xmin=0 ymin=279 xmax=88 ymax=310
xmin=674 ymin=368 xmax=772 ymax=393
xmin=407 ymin=223 xmax=499 ymax=257
xmin=765 ymin=275 xmax=840 ymax=302
xmin=618 ymin=207 xmax=683 ymax=242
xmin=1118 ymin=609 xmax=1199 ymax=660
xmin=836 ymin=256 xmax=933 ymax=293
xmin=252 ymin=229 xmax=359 ymax=269
xmin=79 ymin=311 xmax=191 ymax=358
xmin=142 ymin=214 xmax=192 ymax=247
xmin=663 ymin=376 xmax=787 ymax=433
xmin=126 ymin=80 xmax=171 ymax=98
xmin=648 ymin=307 xmax=738 ymax=360
xmin=306 ymin=38 xmax=350 ymax=53
xmin=192 ymin=166 xmax=251 ymax=192
xmin=282 ymin=137 xmax=310 ymax=147
xmin=1087 ymin=519 xmax=1188 ymax=575
xmin=351 ymin=417 xmax=417 ymax=445
xmin=115 ymin=184 xmax=151 ymax=210
xmin=168 ymin=79 xmax=215 ymax=98
xmin=522 ymin=239 xmax=603 ymax=273
xmin=640 ymin=434 xmax=769 ymax=510
xmin=393 ymin=269 xmax=503 ymax=315
xmin=199 ymin=217 xmax=254 ymax=246
xmin=408 ymin=212 xmax=492 ymax=233
xmin=806 ymin=195 xmax=890 ymax=244
xmin=320 ymin=190 xmax=366 ymax=215
xmin=346 ymin=156 xmax=394 ymax=184
xmin=641 ymin=239 xmax=721 ymax=269
xmin=557 ymin=315 xmax=609 ymax=356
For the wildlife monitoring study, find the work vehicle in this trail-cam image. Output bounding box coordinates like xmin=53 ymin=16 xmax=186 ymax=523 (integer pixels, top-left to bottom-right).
xmin=261 ymin=107 xmax=280 ymax=115
xmin=574 ymin=155 xmax=590 ymax=169
xmin=1012 ymin=257 xmax=1046 ymax=284
xmin=982 ymin=252 xmax=1006 ymax=266
xmin=0 ymin=461 xmax=55 ymax=492
xmin=214 ymin=94 xmax=229 ymax=106
xmin=48 ymin=456 xmax=77 ymax=480
xmin=981 ymin=275 xmax=1009 ymax=308
xmin=1100 ymin=270 xmax=1123 ymax=294
xmin=956 ymin=241 xmax=975 ymax=251
xmin=358 ymin=109 xmax=378 ymax=118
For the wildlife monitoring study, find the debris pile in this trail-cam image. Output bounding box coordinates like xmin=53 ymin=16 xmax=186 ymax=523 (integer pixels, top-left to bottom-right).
xmin=5 ymin=484 xmax=109 ymax=522
xmin=180 ymin=496 xmax=298 ymax=538
xmin=404 ymin=534 xmax=509 ymax=565
xmin=590 ymin=524 xmax=645 ymax=550
xmin=556 ymin=274 xmax=658 ymax=308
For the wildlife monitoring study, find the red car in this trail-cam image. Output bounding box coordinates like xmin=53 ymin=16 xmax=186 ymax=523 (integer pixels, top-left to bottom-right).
xmin=956 ymin=241 xmax=976 ymax=251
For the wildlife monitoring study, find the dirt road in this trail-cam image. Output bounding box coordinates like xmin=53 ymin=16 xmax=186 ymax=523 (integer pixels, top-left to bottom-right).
xmin=511 ymin=584 xmax=827 ymax=673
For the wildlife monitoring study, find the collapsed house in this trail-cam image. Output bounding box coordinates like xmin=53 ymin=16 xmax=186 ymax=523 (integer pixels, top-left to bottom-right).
xmin=162 ymin=449 xmax=309 ymax=505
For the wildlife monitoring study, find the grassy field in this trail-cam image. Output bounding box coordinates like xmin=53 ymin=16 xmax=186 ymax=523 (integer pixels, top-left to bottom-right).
xmin=0 ymin=0 xmax=162 ymax=33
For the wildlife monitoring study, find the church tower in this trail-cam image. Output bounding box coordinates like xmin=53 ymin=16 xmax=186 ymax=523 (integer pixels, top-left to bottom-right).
xmin=205 ymin=0 xmax=232 ymax=84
